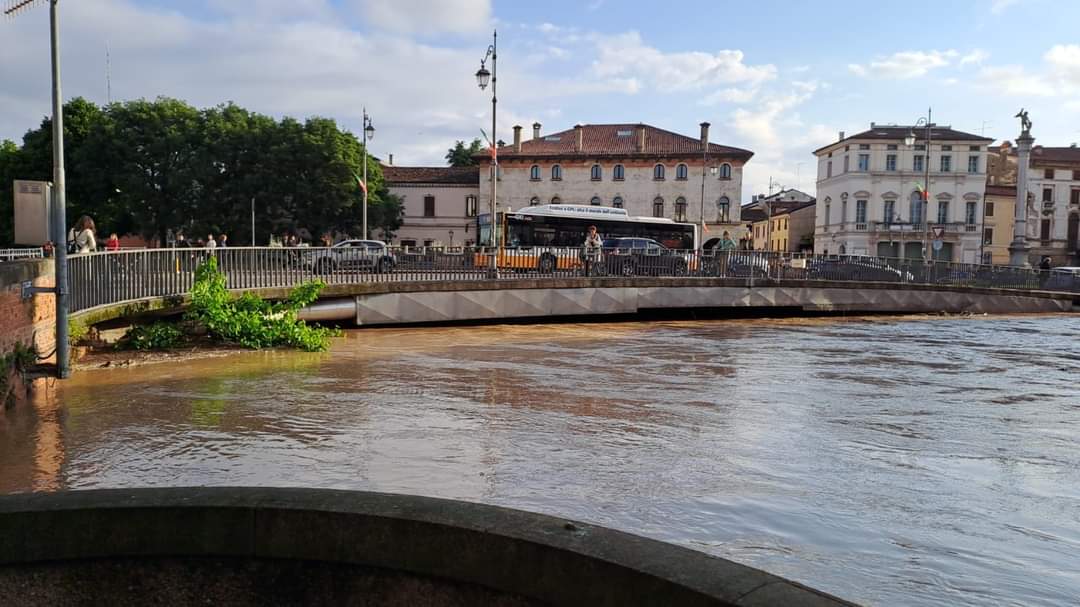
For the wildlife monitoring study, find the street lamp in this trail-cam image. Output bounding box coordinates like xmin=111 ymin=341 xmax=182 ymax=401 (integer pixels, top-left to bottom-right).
xmin=699 ymin=163 xmax=717 ymax=250
xmin=476 ymin=30 xmax=498 ymax=277
xmin=905 ymin=107 xmax=932 ymax=263
xmin=5 ymin=0 xmax=70 ymax=378
xmin=361 ymin=108 xmax=375 ymax=240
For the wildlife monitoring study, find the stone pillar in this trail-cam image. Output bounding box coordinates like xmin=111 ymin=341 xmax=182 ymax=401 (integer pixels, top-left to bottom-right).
xmin=1008 ymin=132 xmax=1034 ymax=266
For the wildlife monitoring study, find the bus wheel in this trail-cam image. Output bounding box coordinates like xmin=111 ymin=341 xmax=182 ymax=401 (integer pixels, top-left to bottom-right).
xmin=538 ymin=254 xmax=556 ymax=274
xmin=620 ymin=260 xmax=636 ymax=277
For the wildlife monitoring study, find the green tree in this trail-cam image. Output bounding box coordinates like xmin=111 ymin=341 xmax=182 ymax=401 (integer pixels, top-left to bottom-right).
xmin=445 ymin=138 xmax=483 ymax=167
xmin=101 ymin=97 xmax=203 ymax=244
xmin=0 ymin=139 xmax=19 ymax=245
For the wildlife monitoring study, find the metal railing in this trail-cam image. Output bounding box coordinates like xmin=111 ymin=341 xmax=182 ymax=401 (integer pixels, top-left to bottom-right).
xmin=63 ymin=246 xmax=1080 ymax=313
xmin=0 ymin=247 xmax=44 ymax=262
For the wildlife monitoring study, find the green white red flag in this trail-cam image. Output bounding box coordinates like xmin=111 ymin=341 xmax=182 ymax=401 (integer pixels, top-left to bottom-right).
xmin=353 ymin=172 xmax=367 ymax=195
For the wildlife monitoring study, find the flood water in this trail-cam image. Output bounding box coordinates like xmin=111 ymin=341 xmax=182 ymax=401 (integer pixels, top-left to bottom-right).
xmin=2 ymin=314 xmax=1079 ymax=606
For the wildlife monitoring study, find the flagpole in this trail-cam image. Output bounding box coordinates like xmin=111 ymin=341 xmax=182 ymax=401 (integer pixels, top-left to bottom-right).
xmin=362 ymin=106 xmax=369 ymax=240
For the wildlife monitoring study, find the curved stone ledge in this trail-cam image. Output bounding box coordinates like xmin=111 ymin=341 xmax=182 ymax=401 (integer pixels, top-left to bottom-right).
xmin=0 ymin=487 xmax=856 ymax=606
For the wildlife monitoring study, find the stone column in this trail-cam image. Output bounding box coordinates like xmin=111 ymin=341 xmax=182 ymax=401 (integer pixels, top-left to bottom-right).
xmin=1008 ymin=132 xmax=1034 ymax=266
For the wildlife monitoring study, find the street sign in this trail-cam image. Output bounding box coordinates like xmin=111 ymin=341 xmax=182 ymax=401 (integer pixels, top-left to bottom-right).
xmin=932 ymin=239 xmax=944 ymax=252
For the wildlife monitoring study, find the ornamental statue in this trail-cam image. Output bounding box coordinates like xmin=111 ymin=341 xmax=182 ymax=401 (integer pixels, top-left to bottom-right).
xmin=1015 ymin=109 xmax=1032 ymax=135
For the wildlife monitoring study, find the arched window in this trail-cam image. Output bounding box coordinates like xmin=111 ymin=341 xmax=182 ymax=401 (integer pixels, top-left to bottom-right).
xmin=652 ymin=197 xmax=665 ymax=217
xmin=719 ymin=163 xmax=732 ymax=179
xmin=613 ymin=164 xmax=625 ymax=180
xmin=717 ymin=196 xmax=730 ymax=222
xmin=674 ymin=197 xmax=687 ymax=221
xmin=551 ymin=196 xmax=562 ymax=204
xmin=590 ymin=196 xmax=602 ymax=206
xmin=653 ymin=164 xmax=665 ymax=180
xmin=612 ymin=196 xmax=624 ymax=209
xmin=529 ymin=196 xmax=540 ymax=205
xmin=676 ymin=164 xmax=689 ymax=180
xmin=530 ymin=165 xmax=541 ymax=180
xmin=590 ymin=164 xmax=602 ymax=180
xmin=551 ymin=164 xmax=563 ymax=180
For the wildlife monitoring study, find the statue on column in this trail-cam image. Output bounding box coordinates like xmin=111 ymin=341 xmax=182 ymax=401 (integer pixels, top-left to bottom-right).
xmin=1015 ymin=109 xmax=1032 ymax=135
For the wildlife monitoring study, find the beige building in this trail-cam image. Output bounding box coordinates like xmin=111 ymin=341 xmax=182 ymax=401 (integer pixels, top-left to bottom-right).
xmin=383 ymin=165 xmax=480 ymax=247
xmin=982 ymin=184 xmax=1016 ymax=265
xmin=813 ymin=123 xmax=992 ymax=262
xmin=743 ymin=189 xmax=816 ymax=251
xmin=476 ymin=122 xmax=753 ymax=245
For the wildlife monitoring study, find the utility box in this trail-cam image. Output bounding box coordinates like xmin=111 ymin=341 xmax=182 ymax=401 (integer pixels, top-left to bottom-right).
xmin=13 ymin=180 xmax=53 ymax=246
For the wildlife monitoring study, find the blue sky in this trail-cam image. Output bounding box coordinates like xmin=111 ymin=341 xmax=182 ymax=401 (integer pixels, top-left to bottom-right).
xmin=2 ymin=0 xmax=1078 ymax=199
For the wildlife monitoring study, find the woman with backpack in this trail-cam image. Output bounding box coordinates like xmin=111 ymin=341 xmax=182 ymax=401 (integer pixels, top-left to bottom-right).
xmin=73 ymin=216 xmax=98 ymax=253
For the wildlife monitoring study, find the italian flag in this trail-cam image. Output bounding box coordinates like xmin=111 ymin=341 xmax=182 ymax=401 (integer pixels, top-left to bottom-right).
xmin=915 ymin=183 xmax=928 ymax=200
xmin=353 ymin=172 xmax=367 ymax=195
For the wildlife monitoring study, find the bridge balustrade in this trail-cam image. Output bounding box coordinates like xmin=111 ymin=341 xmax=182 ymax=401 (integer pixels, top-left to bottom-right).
xmin=62 ymin=247 xmax=1080 ymax=313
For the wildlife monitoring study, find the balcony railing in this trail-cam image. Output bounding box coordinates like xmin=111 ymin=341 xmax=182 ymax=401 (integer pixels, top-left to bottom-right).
xmin=870 ymin=221 xmax=972 ymax=234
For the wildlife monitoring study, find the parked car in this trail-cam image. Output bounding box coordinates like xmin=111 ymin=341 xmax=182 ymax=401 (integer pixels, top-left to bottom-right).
xmin=1043 ymin=266 xmax=1080 ymax=292
xmin=303 ymin=240 xmax=396 ymax=274
xmin=602 ymin=237 xmax=689 ymax=276
xmin=805 ymin=258 xmax=910 ymax=283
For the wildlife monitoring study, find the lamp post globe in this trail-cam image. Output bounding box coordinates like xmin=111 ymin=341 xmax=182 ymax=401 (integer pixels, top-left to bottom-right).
xmin=365 ymin=122 xmax=375 ymax=141
xmin=476 ymin=66 xmax=491 ymax=90
xmin=904 ymin=130 xmax=916 ymax=147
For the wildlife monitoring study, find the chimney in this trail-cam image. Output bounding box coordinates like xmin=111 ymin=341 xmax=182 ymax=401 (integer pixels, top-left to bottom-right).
xmin=635 ymin=123 xmax=646 ymax=152
xmin=700 ymin=121 xmax=710 ymax=150
xmin=838 ymin=131 xmax=845 ymax=141
xmin=513 ymin=125 xmax=522 ymax=153
xmin=574 ymin=124 xmax=584 ymax=152
xmin=532 ymin=122 xmax=542 ymax=140
xmin=388 ymin=153 xmax=393 ymax=166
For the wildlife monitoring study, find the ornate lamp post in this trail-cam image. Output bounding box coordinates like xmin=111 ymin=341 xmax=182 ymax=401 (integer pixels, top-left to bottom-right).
xmin=361 ymin=108 xmax=375 ymax=239
xmin=904 ymin=108 xmax=932 ymax=262
xmin=476 ymin=30 xmax=498 ymax=277
xmin=5 ymin=0 xmax=70 ymax=377
xmin=699 ymin=150 xmax=718 ymax=250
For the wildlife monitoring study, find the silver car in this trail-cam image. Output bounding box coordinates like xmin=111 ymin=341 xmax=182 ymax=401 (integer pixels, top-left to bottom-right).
xmin=306 ymin=240 xmax=396 ymax=274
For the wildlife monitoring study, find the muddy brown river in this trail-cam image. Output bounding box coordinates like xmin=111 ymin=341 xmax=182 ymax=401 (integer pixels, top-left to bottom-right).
xmin=2 ymin=315 xmax=1079 ymax=606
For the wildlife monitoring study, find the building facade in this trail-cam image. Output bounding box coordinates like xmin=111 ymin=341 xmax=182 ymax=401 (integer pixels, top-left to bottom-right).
xmin=477 ymin=123 xmax=753 ymax=244
xmin=813 ymin=124 xmax=992 ymax=262
xmin=984 ymin=144 xmax=1080 ymax=265
xmin=982 ymin=184 xmax=1016 ymax=265
xmin=383 ymin=165 xmax=480 ymax=247
xmin=742 ymin=190 xmax=817 ymax=252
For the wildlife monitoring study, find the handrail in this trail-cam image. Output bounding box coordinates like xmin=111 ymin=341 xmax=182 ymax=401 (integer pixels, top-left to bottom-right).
xmin=63 ymin=247 xmax=1080 ymax=313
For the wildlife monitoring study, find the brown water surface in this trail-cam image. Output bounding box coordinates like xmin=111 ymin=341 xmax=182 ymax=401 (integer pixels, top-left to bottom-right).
xmin=2 ymin=315 xmax=1079 ymax=606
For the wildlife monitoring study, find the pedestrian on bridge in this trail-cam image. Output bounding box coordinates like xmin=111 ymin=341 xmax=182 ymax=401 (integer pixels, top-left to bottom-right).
xmin=582 ymin=225 xmax=603 ymax=277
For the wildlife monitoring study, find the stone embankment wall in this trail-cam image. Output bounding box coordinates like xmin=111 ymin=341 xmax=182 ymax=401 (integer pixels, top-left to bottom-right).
xmin=0 ymin=259 xmax=55 ymax=363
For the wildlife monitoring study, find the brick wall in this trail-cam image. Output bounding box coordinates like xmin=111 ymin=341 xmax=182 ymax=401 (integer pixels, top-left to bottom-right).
xmin=0 ymin=259 xmax=56 ymax=363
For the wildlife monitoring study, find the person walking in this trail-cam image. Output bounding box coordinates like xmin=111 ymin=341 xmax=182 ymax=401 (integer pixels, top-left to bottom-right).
xmin=74 ymin=216 xmax=98 ymax=253
xmin=206 ymin=234 xmax=217 ymax=250
xmin=105 ymin=233 xmax=120 ymax=251
xmin=582 ymin=225 xmax=603 ymax=276
xmin=218 ymin=234 xmax=228 ymax=248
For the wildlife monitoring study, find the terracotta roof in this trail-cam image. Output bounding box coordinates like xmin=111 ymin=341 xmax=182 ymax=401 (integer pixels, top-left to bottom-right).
xmin=814 ymin=125 xmax=992 ymax=154
xmin=382 ymin=165 xmax=479 ymax=185
xmin=486 ymin=124 xmax=753 ymax=160
xmin=985 ymin=184 xmax=1017 ymax=197
xmin=1031 ymin=146 xmax=1080 ymax=165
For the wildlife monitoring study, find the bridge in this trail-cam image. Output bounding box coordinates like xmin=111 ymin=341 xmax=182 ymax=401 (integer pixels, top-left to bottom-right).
xmin=64 ymin=247 xmax=1079 ymax=327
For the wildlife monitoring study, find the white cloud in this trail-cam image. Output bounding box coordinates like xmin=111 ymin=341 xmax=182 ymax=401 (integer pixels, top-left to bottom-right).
xmin=977 ymin=65 xmax=1055 ymax=96
xmin=848 ymin=50 xmax=957 ymax=79
xmin=960 ymin=49 xmax=990 ymax=66
xmin=1045 ymin=44 xmax=1080 ymax=87
xmin=353 ymin=0 xmax=491 ymax=35
xmin=701 ymin=87 xmax=759 ymax=105
xmin=990 ymin=0 xmax=1024 ymax=14
xmin=590 ymin=31 xmax=776 ymax=92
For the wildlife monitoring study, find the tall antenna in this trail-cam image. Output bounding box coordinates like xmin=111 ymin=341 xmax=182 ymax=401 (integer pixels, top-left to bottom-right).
xmin=979 ymin=121 xmax=994 ymax=137
xmin=105 ymin=42 xmax=111 ymax=104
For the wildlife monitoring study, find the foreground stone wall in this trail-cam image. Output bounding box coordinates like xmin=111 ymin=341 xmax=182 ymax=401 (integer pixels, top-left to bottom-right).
xmin=0 ymin=260 xmax=54 ymax=363
xmin=0 ymin=488 xmax=854 ymax=607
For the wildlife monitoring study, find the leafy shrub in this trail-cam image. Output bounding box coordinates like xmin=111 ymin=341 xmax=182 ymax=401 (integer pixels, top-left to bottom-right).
xmin=69 ymin=318 xmax=89 ymax=344
xmin=122 ymin=322 xmax=184 ymax=350
xmin=185 ymin=257 xmax=338 ymax=351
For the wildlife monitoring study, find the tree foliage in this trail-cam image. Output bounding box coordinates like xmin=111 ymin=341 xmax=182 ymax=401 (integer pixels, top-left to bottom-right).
xmin=0 ymin=97 xmax=383 ymax=246
xmin=445 ymin=138 xmax=483 ymax=167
